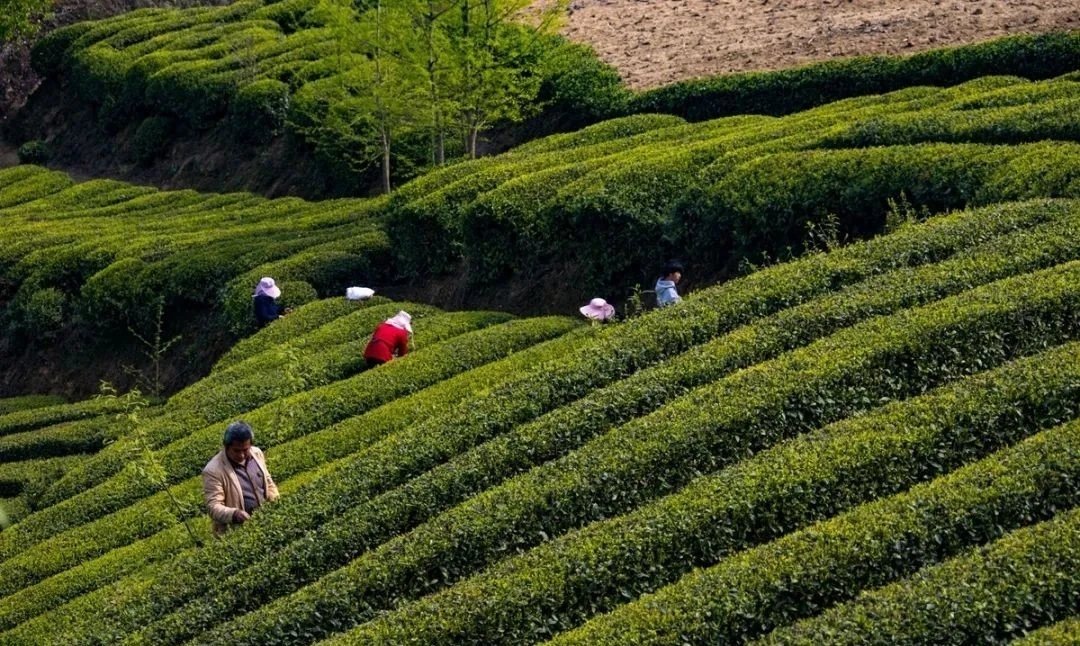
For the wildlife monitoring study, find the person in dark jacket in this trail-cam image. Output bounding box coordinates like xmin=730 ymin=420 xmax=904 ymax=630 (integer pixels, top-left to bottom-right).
xmin=363 ymin=310 xmax=411 ymax=368
xmin=253 ymin=277 xmax=289 ymax=328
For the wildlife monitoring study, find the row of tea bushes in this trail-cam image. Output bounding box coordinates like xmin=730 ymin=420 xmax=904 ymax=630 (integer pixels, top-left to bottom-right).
xmin=758 ymin=505 xmax=1080 ymax=645
xmin=128 ymin=203 xmax=1080 ymax=645
xmin=195 ymin=260 xmax=1080 ymax=645
xmin=2 ymin=197 xmax=1063 ymax=638
xmin=343 ymin=348 xmax=1080 ymax=645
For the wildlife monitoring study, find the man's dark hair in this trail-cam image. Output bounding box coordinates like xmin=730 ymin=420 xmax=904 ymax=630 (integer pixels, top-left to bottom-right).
xmin=223 ymin=421 xmax=254 ymax=446
xmin=662 ymin=260 xmax=685 ymax=276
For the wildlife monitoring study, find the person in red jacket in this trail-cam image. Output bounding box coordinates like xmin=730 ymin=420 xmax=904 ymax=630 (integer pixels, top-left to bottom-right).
xmin=363 ymin=310 xmax=412 ymax=368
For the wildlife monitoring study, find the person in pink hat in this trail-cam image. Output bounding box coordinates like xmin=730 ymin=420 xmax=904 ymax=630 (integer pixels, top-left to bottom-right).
xmin=580 ymin=298 xmax=615 ymax=324
xmin=363 ymin=310 xmax=412 ymax=367
xmin=253 ymin=277 xmax=290 ymax=328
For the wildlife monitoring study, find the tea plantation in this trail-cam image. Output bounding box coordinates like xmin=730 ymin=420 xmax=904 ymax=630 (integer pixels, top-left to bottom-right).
xmin=1 ymin=12 xmax=1080 ymax=645
xmin=5 ymin=70 xmax=1080 ymax=344
xmin=2 ymin=186 xmax=1080 ymax=642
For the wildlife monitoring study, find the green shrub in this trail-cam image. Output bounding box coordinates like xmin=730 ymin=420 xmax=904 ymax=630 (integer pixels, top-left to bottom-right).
xmin=3 ymin=323 xmax=595 ymax=637
xmin=0 ymin=419 xmax=108 ymax=463
xmin=68 ymin=42 xmax=129 ymax=111
xmin=0 ymin=397 xmax=133 ymax=438
xmin=532 ymin=39 xmax=631 ymax=128
xmin=760 ymin=506 xmax=1080 ymax=645
xmin=0 ymin=396 xmax=66 ymax=417
xmin=29 ymin=22 xmax=96 ymax=76
xmin=0 ymin=316 xmax=576 ymax=585
xmin=275 ymin=279 xmax=317 ymax=310
xmin=460 ymin=159 xmax=610 ymax=282
xmin=16 ymin=141 xmax=50 ymax=165
xmin=0 ymin=497 xmax=29 ymax=527
xmin=231 ymin=78 xmax=290 ymax=143
xmin=349 ymin=353 xmax=1080 ymax=646
xmin=0 ymin=455 xmax=87 ymax=499
xmin=678 ymin=142 xmax=1080 ymax=272
xmin=78 ymin=257 xmax=152 ymax=328
xmin=0 ymin=522 xmax=198 ymax=631
xmin=2 ymin=198 xmax=1065 ymax=639
xmin=1012 ymin=616 xmax=1080 ymax=645
xmin=146 ymin=58 xmax=235 ymax=125
xmin=511 ymin=114 xmax=685 ymax=156
xmin=213 ymin=295 xmax=390 ymax=370
xmin=18 ymin=288 xmax=66 ymax=335
xmin=34 ymin=304 xmax=455 ymax=507
xmin=0 ymin=167 xmax=72 ymax=208
xmin=130 ymin=116 xmax=173 ymax=165
xmin=251 ymin=0 xmax=319 ymax=33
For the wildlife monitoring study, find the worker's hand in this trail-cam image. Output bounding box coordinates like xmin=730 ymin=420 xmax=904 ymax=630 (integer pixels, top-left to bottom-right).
xmin=283 ymin=308 xmax=293 ymax=315
xmin=233 ymin=509 xmax=251 ymax=524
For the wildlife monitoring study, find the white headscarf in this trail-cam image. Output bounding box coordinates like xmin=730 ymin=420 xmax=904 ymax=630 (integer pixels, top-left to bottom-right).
xmin=385 ymin=310 xmax=412 ymax=334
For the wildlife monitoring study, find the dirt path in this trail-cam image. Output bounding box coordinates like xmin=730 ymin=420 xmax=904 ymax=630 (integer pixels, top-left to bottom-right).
xmin=562 ymin=0 xmax=1080 ymax=89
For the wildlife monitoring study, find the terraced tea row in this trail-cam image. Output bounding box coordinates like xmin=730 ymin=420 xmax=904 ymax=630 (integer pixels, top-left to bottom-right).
xmin=756 ymin=504 xmax=1080 ymax=645
xmin=384 ymin=74 xmax=1080 ymax=291
xmin=119 ymin=199 xmax=1080 ymax=645
xmin=4 ymin=199 xmax=1075 ymax=643
xmin=0 ymin=315 xmax=576 ymax=585
xmin=0 ymin=166 xmax=386 ymax=337
xmin=4 ymin=200 xmax=1080 ymax=644
xmin=194 ymin=257 xmax=1080 ymax=645
xmin=349 ymin=368 xmax=1080 ymax=645
xmin=4 ymin=73 xmax=1079 ymax=348
xmin=29 ymin=0 xmax=619 ymax=186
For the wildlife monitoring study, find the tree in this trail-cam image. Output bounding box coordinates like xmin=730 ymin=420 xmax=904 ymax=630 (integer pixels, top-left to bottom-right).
xmin=405 ymin=0 xmax=459 ymax=165
xmin=0 ymin=0 xmax=50 ymax=42
xmin=447 ymin=0 xmax=565 ymax=157
xmin=365 ymin=0 xmax=427 ymax=192
xmin=314 ymin=0 xmax=427 ymax=193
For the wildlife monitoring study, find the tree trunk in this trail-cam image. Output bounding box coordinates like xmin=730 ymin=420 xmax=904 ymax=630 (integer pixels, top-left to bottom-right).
xmin=382 ymin=130 xmax=392 ymax=194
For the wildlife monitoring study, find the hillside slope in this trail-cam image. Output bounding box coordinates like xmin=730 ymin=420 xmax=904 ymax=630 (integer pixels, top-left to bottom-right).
xmin=2 ymin=70 xmax=1080 ymax=396
xmin=0 ymin=195 xmax=1079 ymax=644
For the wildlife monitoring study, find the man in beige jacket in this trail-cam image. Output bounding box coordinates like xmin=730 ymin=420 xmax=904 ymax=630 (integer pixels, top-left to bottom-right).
xmin=202 ymin=421 xmax=279 ymax=536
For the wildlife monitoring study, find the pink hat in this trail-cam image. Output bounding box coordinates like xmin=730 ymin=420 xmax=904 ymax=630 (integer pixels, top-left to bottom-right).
xmin=579 ymin=298 xmax=614 ymax=321
xmin=254 ymin=277 xmax=281 ymax=299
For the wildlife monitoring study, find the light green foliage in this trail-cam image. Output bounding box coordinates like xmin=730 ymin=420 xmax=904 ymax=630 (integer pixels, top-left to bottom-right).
xmin=1013 ymin=616 xmax=1080 ymax=645
xmin=0 ymin=396 xmax=65 ymax=417
xmin=386 ymin=75 xmax=1080 ymax=294
xmin=0 ymin=166 xmax=390 ymax=341
xmin=4 ymin=47 xmax=1080 ymax=646
xmin=34 ymin=0 xmax=592 ymax=187
xmin=306 ymin=259 xmax=1080 ymax=646
xmin=351 ymin=349 xmax=1080 ymax=645
xmin=758 ymin=506 xmax=1080 ymax=645
xmin=0 ymin=0 xmax=50 ymax=40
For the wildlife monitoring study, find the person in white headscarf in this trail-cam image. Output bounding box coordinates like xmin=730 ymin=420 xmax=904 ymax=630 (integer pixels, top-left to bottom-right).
xmin=363 ymin=310 xmax=412 ymax=367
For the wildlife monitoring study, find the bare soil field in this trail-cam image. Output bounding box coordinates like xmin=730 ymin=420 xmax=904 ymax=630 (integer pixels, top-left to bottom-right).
xmin=562 ymin=0 xmax=1080 ymax=88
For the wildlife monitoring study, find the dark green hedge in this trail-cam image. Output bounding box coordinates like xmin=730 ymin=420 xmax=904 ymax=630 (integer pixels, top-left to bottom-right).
xmin=630 ymin=32 xmax=1080 ymax=121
